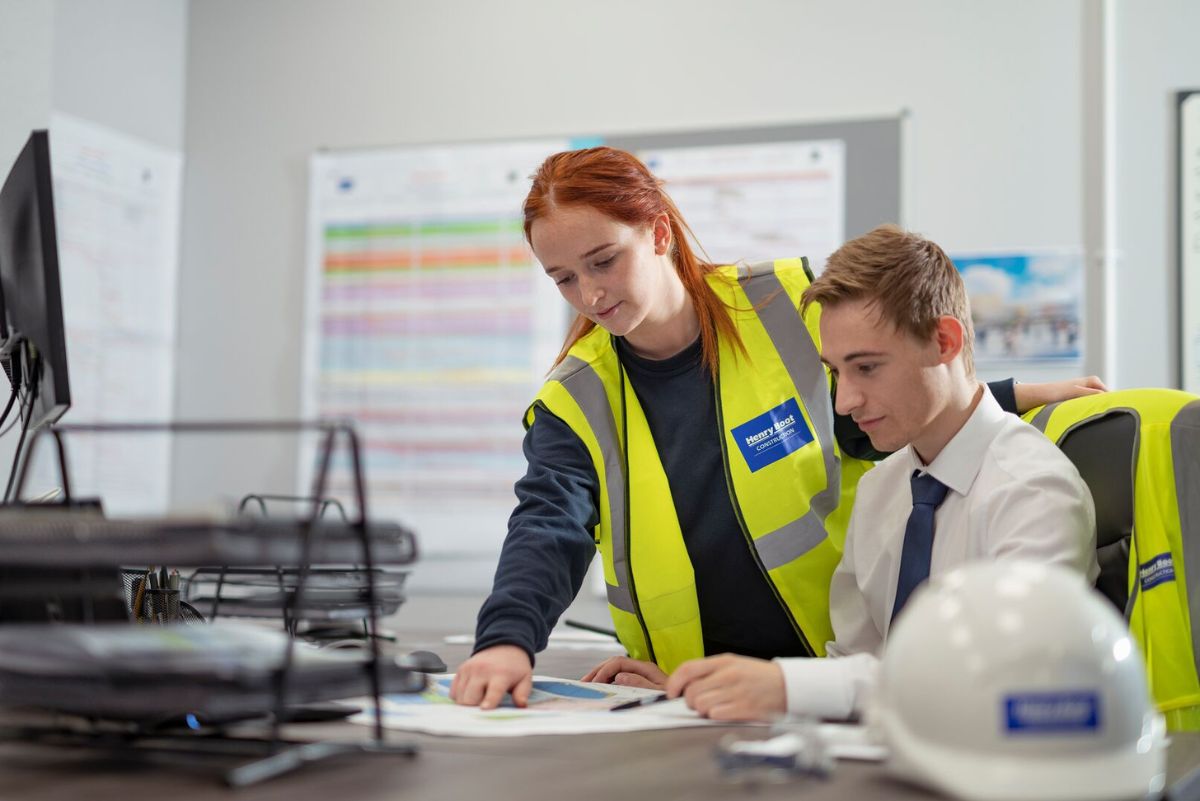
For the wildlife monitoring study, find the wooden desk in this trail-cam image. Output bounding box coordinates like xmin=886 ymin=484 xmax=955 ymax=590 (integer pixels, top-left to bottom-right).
xmin=0 ymin=594 xmax=1195 ymax=800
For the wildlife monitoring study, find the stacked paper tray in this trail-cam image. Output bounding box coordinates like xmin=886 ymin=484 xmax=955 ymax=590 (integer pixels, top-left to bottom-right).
xmin=0 ymin=513 xmax=418 ymax=567
xmin=186 ymin=568 xmax=408 ymax=621
xmin=0 ymin=622 xmax=425 ymax=721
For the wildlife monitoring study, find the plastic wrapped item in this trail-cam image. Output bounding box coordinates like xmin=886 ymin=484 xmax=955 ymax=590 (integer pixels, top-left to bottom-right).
xmin=715 ymin=717 xmax=834 ymax=782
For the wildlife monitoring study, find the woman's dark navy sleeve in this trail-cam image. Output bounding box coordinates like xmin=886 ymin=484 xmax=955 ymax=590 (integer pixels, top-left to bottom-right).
xmin=988 ymin=378 xmax=1019 ymax=415
xmin=472 ymin=408 xmax=600 ymax=663
xmin=833 ymin=378 xmax=1020 ymax=461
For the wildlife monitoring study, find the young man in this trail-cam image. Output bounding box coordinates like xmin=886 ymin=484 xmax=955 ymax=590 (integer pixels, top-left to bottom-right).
xmin=665 ymin=225 xmax=1099 ymax=722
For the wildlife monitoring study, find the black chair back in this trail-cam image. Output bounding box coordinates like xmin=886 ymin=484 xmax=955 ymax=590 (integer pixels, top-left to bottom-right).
xmin=1057 ymin=411 xmax=1137 ymax=613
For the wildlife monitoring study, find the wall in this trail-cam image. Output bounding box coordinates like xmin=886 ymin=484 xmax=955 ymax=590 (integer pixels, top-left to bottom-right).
xmin=51 ymin=0 xmax=188 ymax=151
xmin=0 ymin=0 xmax=187 ymax=499
xmin=1113 ymin=0 xmax=1200 ymax=389
xmin=5 ymin=1 xmax=1195 ymax=591
xmin=0 ymin=0 xmax=54 ymax=164
xmin=176 ymin=0 xmax=1091 ymax=589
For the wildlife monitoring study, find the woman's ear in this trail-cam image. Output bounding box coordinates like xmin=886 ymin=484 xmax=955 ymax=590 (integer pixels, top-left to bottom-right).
xmin=652 ymin=212 xmax=672 ymax=255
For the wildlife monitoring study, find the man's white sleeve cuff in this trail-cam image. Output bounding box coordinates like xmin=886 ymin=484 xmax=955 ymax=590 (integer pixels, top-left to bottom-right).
xmin=774 ymin=653 xmax=879 ymax=720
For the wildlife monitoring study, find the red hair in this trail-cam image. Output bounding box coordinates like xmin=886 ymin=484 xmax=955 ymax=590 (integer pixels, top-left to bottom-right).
xmin=523 ymin=146 xmax=746 ymax=375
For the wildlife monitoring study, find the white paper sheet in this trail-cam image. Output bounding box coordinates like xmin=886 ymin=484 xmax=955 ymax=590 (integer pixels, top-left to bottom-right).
xmin=347 ymin=674 xmax=737 ymax=737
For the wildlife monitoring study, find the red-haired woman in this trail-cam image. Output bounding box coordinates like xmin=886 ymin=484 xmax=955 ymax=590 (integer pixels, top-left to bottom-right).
xmin=448 ymin=147 xmax=1103 ymax=709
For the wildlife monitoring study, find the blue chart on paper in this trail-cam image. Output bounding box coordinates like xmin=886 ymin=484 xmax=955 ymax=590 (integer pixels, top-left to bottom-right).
xmin=389 ymin=677 xmax=613 ymax=708
xmin=527 ymin=681 xmax=609 ymax=699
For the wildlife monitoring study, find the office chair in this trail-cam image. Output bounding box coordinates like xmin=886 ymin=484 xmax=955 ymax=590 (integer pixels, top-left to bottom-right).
xmin=1055 ymin=411 xmax=1137 ymax=613
xmin=1026 ymin=388 xmax=1200 ymax=730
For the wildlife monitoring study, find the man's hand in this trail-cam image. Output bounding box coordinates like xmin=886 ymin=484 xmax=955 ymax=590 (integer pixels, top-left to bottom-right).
xmin=666 ymin=654 xmax=786 ymax=722
xmin=1014 ymin=376 xmax=1107 ymax=413
xmin=449 ymin=644 xmax=533 ymax=710
xmin=582 ymin=656 xmax=668 ymax=689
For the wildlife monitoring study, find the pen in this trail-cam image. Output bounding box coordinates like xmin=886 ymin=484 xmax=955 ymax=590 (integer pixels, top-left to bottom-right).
xmin=133 ymin=571 xmax=150 ymax=623
xmin=610 ymin=693 xmax=670 ymax=712
xmin=564 ymin=619 xmax=619 ymax=639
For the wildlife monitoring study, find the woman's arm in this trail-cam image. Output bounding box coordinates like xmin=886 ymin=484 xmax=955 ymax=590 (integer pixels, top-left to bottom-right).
xmin=1012 ymin=376 xmax=1107 ymax=413
xmin=454 ymin=409 xmax=601 ymax=709
xmin=472 ymin=409 xmax=600 ymax=658
xmin=834 ymin=377 xmax=1108 ymax=460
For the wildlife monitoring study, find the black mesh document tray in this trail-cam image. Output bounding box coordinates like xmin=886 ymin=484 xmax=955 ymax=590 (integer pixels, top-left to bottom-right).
xmin=0 ymin=514 xmax=417 ymax=568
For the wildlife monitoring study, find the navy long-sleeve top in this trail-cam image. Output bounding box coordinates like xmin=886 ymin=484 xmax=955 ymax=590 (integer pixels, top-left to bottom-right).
xmin=474 ymin=335 xmax=1017 ymax=663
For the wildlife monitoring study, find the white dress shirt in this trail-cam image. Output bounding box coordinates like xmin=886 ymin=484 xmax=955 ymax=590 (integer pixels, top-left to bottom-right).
xmin=777 ymin=386 xmax=1098 ymax=719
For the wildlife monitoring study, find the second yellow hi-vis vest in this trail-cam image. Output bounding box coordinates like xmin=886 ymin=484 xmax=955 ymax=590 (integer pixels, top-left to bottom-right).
xmin=525 ymin=258 xmax=872 ymax=673
xmin=1024 ymin=389 xmax=1200 ymax=730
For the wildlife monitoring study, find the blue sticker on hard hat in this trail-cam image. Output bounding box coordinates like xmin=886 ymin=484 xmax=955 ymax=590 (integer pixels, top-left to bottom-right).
xmin=730 ymin=398 xmax=814 ymax=473
xmin=1004 ymin=692 xmax=1100 ymax=733
xmin=1139 ymin=553 xmax=1176 ymax=591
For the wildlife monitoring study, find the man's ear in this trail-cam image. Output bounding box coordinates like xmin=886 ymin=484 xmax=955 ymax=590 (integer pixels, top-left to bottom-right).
xmin=652 ymin=212 xmax=672 ymax=255
xmin=933 ymin=316 xmax=965 ymax=365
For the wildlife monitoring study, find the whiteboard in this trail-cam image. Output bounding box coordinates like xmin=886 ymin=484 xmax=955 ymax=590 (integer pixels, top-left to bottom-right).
xmin=303 ymin=120 xmax=901 ymax=574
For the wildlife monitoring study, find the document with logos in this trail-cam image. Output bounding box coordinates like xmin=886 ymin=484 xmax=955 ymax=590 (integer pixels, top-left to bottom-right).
xmin=347 ymin=675 xmax=730 ymax=737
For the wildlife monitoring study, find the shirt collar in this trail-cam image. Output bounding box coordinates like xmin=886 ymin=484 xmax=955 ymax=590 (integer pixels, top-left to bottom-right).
xmin=903 ymin=384 xmax=1007 ymax=497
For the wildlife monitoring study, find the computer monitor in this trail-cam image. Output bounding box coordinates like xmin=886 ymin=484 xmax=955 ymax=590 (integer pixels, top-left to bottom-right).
xmin=0 ymin=130 xmax=71 ymax=433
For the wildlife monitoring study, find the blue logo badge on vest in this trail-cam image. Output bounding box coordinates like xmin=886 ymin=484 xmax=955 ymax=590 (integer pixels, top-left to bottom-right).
xmin=731 ymin=398 xmax=813 ymax=473
xmin=1004 ymin=692 xmax=1100 ymax=734
xmin=1139 ymin=553 xmax=1176 ymax=592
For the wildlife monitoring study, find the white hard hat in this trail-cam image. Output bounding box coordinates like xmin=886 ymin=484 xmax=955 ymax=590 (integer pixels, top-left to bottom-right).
xmin=869 ymin=560 xmax=1165 ymax=801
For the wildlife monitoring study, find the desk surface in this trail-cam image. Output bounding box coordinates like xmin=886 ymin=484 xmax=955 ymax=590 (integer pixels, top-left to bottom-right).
xmin=1 ymin=593 xmax=1195 ymax=801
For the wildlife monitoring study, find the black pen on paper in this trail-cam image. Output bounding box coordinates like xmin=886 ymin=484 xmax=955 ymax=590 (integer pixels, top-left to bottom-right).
xmin=610 ymin=693 xmax=670 ymax=712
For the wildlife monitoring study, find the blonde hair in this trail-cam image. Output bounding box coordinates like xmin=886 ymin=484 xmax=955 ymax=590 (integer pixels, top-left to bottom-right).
xmin=802 ymin=224 xmax=975 ymax=375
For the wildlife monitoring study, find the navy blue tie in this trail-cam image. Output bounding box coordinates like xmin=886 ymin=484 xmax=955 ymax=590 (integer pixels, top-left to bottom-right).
xmin=890 ymin=471 xmax=951 ymax=624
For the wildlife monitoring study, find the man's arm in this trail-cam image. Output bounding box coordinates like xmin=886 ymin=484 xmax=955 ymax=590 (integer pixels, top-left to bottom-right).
xmin=668 ymin=486 xmax=885 ymax=722
xmin=836 ymin=377 xmax=1107 ymax=461
xmin=983 ymin=460 xmax=1099 ymax=583
xmin=775 ymin=510 xmax=883 ymax=720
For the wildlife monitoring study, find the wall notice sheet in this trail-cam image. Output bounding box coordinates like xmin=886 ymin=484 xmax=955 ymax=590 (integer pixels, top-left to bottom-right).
xmin=30 ymin=114 xmax=182 ymax=513
xmin=304 ymin=140 xmax=571 ymax=562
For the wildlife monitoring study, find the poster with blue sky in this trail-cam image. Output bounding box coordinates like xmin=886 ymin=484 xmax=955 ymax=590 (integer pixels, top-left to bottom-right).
xmin=953 ymin=250 xmax=1083 ymax=365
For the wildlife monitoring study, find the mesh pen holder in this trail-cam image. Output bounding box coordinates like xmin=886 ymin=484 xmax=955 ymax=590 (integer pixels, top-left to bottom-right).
xmin=140 ymin=588 xmax=181 ymax=625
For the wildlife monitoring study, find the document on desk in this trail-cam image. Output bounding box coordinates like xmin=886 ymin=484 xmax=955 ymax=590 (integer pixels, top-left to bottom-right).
xmin=442 ymin=629 xmax=626 ymax=653
xmin=347 ymin=675 xmax=746 ymax=737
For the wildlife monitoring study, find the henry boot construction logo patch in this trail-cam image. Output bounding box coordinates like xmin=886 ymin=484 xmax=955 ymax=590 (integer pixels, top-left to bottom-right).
xmin=731 ymin=398 xmax=813 ymax=473
xmin=1139 ymin=553 xmax=1176 ymax=591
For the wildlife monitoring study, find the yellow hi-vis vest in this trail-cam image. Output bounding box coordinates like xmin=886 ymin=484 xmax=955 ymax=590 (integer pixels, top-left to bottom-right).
xmin=525 ymin=258 xmax=872 ymax=673
xmin=1024 ymin=389 xmax=1200 ymax=730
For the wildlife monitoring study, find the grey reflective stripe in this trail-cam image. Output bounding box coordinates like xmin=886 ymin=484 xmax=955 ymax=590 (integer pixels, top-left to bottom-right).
xmin=605 ymin=582 xmax=634 ymax=614
xmin=548 ymin=356 xmax=636 ymax=615
xmin=738 ymin=260 xmax=839 ymax=560
xmin=1028 ymin=402 xmax=1061 ymax=433
xmin=1171 ymin=400 xmax=1200 ymax=675
xmin=755 ymin=510 xmax=830 ymax=571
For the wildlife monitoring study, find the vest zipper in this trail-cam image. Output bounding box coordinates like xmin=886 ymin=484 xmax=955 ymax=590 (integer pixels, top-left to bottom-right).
xmin=712 ymin=371 xmax=815 ymax=658
xmin=618 ymin=357 xmax=656 ymax=665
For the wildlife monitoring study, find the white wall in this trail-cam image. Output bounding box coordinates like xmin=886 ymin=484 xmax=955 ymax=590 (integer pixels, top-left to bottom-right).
xmin=175 ymin=0 xmax=1092 ymax=588
xmin=8 ymin=1 xmax=1193 ymax=589
xmin=0 ymin=0 xmax=186 ymax=499
xmin=1114 ymin=0 xmax=1200 ymax=390
xmin=0 ymin=0 xmax=54 ymax=164
xmin=51 ymin=0 xmax=188 ymax=151
xmin=1 ymin=0 xmax=186 ymax=224
xmin=0 ymin=0 xmax=53 ymax=489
